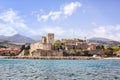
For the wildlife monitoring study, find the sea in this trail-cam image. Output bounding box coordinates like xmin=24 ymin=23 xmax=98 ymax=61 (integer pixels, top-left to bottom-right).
xmin=0 ymin=59 xmax=120 ymax=80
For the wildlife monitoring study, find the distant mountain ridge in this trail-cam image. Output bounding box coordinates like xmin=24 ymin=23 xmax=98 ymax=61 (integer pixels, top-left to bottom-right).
xmin=0 ymin=34 xmax=36 ymax=43
xmin=1 ymin=34 xmax=120 ymax=46
xmin=0 ymin=41 xmax=22 ymax=48
xmin=88 ymin=37 xmax=120 ymax=46
xmin=89 ymin=37 xmax=113 ymax=42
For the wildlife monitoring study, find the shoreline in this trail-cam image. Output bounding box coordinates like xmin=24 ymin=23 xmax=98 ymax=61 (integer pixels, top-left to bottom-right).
xmin=103 ymin=57 xmax=120 ymax=60
xmin=4 ymin=56 xmax=102 ymax=60
xmin=3 ymin=56 xmax=120 ymax=60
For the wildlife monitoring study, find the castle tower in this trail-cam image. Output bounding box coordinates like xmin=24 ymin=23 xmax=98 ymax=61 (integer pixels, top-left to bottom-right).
xmin=46 ymin=33 xmax=54 ymax=43
xmin=42 ymin=36 xmax=46 ymax=43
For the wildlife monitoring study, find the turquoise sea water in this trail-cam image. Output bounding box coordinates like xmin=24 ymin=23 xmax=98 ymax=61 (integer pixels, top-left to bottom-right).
xmin=0 ymin=59 xmax=120 ymax=80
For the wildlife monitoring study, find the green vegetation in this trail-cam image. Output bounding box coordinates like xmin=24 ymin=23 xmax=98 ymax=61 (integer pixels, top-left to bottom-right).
xmin=20 ymin=45 xmax=30 ymax=56
xmin=9 ymin=51 xmax=14 ymax=56
xmin=63 ymin=45 xmax=120 ymax=57
xmin=53 ymin=40 xmax=61 ymax=47
xmin=111 ymin=46 xmax=120 ymax=52
xmin=20 ymin=45 xmax=25 ymax=51
xmin=96 ymin=45 xmax=104 ymax=50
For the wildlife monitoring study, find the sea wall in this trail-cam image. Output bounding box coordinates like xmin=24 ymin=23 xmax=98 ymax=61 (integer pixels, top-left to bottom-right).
xmin=4 ymin=56 xmax=102 ymax=60
xmin=31 ymin=49 xmax=63 ymax=56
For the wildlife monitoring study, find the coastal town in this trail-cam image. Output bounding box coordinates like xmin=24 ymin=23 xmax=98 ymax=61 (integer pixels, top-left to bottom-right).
xmin=0 ymin=33 xmax=120 ymax=59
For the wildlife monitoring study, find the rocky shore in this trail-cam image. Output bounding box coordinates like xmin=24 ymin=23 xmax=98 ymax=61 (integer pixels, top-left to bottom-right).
xmin=4 ymin=56 xmax=102 ymax=60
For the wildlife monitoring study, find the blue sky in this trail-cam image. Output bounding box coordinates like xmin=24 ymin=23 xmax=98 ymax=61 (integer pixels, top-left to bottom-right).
xmin=0 ymin=0 xmax=120 ymax=41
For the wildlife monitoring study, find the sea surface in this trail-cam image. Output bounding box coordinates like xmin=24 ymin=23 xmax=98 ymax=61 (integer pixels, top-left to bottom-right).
xmin=0 ymin=59 xmax=120 ymax=80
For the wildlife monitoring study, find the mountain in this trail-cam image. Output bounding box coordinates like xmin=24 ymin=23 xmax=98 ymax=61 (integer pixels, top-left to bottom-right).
xmin=0 ymin=34 xmax=36 ymax=43
xmin=0 ymin=35 xmax=8 ymax=39
xmin=0 ymin=41 xmax=22 ymax=48
xmin=88 ymin=37 xmax=120 ymax=46
xmin=0 ymin=35 xmax=8 ymax=42
xmin=89 ymin=37 xmax=113 ymax=42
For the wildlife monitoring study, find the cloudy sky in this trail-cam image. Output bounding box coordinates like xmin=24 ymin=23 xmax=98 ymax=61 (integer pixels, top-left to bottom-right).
xmin=0 ymin=0 xmax=120 ymax=41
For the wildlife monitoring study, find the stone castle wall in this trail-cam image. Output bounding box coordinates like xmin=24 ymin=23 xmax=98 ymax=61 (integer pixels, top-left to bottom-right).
xmin=30 ymin=42 xmax=52 ymax=54
xmin=31 ymin=49 xmax=63 ymax=56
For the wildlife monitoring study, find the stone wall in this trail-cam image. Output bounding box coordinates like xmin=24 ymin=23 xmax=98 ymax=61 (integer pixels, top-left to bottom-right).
xmin=115 ymin=50 xmax=120 ymax=57
xmin=89 ymin=50 xmax=104 ymax=55
xmin=30 ymin=42 xmax=52 ymax=54
xmin=88 ymin=43 xmax=96 ymax=50
xmin=31 ymin=49 xmax=63 ymax=56
xmin=77 ymin=43 xmax=89 ymax=50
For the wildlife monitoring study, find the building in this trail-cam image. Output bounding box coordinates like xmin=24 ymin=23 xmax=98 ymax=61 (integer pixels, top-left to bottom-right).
xmin=87 ymin=43 xmax=96 ymax=50
xmin=61 ymin=38 xmax=90 ymax=50
xmin=46 ymin=33 xmax=54 ymax=43
xmin=30 ymin=33 xmax=54 ymax=55
xmin=29 ymin=33 xmax=96 ymax=56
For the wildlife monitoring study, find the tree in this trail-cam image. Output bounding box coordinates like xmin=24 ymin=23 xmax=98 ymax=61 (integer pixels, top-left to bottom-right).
xmin=96 ymin=46 xmax=101 ymax=50
xmin=101 ymin=45 xmax=105 ymax=50
xmin=9 ymin=51 xmax=15 ymax=56
xmin=96 ymin=45 xmax=104 ymax=50
xmin=54 ymin=40 xmax=61 ymax=47
xmin=25 ymin=45 xmax=30 ymax=50
xmin=112 ymin=46 xmax=120 ymax=52
xmin=20 ymin=45 xmax=25 ymax=52
xmin=107 ymin=47 xmax=113 ymax=51
xmin=104 ymin=49 xmax=114 ymax=57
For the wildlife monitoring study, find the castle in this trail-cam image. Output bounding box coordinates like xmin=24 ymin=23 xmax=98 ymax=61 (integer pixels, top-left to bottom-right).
xmin=30 ymin=33 xmax=54 ymax=51
xmin=29 ymin=33 xmax=96 ymax=56
xmin=29 ymin=33 xmax=56 ymax=56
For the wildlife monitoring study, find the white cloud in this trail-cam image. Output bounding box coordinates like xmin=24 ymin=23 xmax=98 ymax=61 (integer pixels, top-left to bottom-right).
xmin=0 ymin=8 xmax=85 ymax=38
xmin=62 ymin=1 xmax=81 ymax=16
xmin=91 ymin=22 xmax=97 ymax=26
xmin=40 ymin=27 xmax=65 ymax=36
xmin=49 ymin=11 xmax=62 ymax=20
xmin=35 ymin=1 xmax=82 ymax=21
xmin=37 ymin=11 xmax=62 ymax=21
xmin=0 ymin=8 xmax=20 ymax=23
xmin=115 ymin=25 xmax=120 ymax=30
xmin=0 ymin=23 xmax=17 ymax=36
xmin=37 ymin=14 xmax=49 ymax=21
xmin=93 ymin=27 xmax=106 ymax=37
xmin=93 ymin=25 xmax=120 ymax=41
xmin=0 ymin=8 xmax=37 ymax=36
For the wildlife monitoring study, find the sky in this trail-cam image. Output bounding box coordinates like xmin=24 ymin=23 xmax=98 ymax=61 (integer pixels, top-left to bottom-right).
xmin=0 ymin=0 xmax=120 ymax=41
